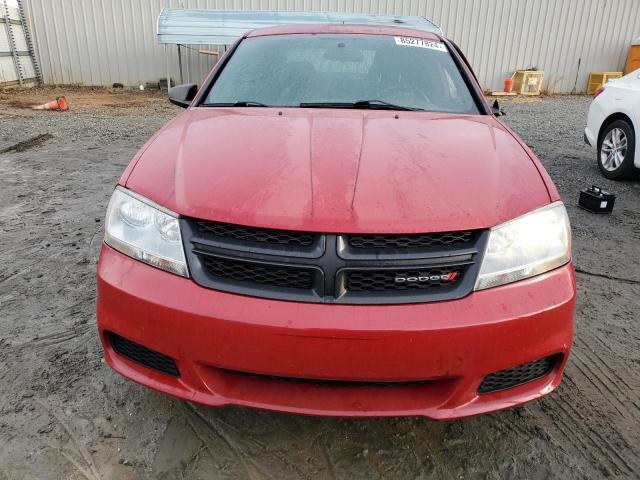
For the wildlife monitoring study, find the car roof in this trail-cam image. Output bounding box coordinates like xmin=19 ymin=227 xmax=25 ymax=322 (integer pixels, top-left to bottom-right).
xmin=245 ymin=24 xmax=443 ymax=41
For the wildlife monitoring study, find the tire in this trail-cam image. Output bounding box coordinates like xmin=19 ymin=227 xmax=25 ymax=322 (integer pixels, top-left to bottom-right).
xmin=597 ymin=119 xmax=638 ymax=180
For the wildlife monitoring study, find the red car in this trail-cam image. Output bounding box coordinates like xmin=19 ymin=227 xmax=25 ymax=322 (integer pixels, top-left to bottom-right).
xmin=97 ymin=23 xmax=575 ymax=419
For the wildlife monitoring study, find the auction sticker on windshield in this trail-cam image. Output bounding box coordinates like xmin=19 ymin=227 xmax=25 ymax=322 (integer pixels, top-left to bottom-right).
xmin=394 ymin=37 xmax=447 ymax=52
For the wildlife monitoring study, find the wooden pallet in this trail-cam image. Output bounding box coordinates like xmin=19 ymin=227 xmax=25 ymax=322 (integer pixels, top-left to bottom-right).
xmin=587 ymin=71 xmax=623 ymax=95
xmin=511 ymin=70 xmax=544 ymax=95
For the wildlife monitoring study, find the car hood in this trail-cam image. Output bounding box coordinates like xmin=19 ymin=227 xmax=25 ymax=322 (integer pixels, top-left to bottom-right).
xmin=125 ymin=108 xmax=550 ymax=233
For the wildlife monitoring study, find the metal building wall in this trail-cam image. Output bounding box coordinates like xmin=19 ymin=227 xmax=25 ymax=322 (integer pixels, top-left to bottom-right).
xmin=1 ymin=0 xmax=38 ymax=86
xmin=21 ymin=0 xmax=640 ymax=93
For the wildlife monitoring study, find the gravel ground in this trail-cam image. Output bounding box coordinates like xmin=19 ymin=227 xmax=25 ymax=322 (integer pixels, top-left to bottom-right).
xmin=0 ymin=89 xmax=639 ymax=480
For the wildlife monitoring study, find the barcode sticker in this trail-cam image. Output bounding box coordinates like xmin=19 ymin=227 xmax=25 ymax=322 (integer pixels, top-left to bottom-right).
xmin=600 ymin=201 xmax=608 ymax=208
xmin=394 ymin=37 xmax=448 ymax=52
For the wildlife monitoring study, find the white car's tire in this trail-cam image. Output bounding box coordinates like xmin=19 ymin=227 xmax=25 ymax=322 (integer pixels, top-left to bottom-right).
xmin=597 ymin=119 xmax=637 ymax=180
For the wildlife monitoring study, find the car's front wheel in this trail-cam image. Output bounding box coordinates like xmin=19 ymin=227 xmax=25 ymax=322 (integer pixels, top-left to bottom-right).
xmin=597 ymin=119 xmax=637 ymax=180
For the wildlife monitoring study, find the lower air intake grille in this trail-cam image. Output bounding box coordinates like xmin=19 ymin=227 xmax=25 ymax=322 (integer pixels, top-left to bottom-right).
xmin=348 ymin=231 xmax=473 ymax=249
xmin=478 ymin=356 xmax=556 ymax=394
xmin=196 ymin=220 xmax=315 ymax=246
xmin=346 ymin=268 xmax=460 ymax=292
xmin=222 ymin=369 xmax=432 ymax=388
xmin=201 ymin=256 xmax=314 ymax=290
xmin=109 ymin=333 xmax=179 ymax=377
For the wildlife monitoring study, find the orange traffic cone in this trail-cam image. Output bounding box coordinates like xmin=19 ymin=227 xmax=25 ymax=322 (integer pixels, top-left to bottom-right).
xmin=32 ymin=96 xmax=69 ymax=111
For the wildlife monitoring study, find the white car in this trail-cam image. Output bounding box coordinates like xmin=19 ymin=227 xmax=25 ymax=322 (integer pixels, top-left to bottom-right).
xmin=585 ymin=70 xmax=640 ymax=180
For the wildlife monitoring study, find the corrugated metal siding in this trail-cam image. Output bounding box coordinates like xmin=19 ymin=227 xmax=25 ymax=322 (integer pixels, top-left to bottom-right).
xmin=21 ymin=0 xmax=640 ymax=93
xmin=0 ymin=3 xmax=19 ymax=84
xmin=0 ymin=56 xmax=17 ymax=83
xmin=0 ymin=1 xmax=38 ymax=86
xmin=0 ymin=25 xmax=10 ymax=52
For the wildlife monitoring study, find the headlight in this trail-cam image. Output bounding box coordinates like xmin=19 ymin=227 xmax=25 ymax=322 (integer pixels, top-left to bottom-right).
xmin=104 ymin=187 xmax=188 ymax=277
xmin=475 ymin=202 xmax=571 ymax=290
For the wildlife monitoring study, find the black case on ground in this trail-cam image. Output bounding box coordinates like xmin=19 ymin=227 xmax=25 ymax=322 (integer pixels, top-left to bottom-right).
xmin=578 ymin=185 xmax=615 ymax=214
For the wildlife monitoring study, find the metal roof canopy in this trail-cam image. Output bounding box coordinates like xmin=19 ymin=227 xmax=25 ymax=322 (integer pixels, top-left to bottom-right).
xmin=156 ymin=9 xmax=442 ymax=46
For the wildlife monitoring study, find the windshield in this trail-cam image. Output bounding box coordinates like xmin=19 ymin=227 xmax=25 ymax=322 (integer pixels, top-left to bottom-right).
xmin=203 ymin=34 xmax=479 ymax=114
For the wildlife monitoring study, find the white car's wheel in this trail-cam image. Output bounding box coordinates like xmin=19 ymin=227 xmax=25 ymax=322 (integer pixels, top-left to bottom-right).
xmin=597 ymin=120 xmax=637 ymax=180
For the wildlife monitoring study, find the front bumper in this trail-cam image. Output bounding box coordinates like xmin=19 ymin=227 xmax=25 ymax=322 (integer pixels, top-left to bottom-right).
xmin=97 ymin=244 xmax=575 ymax=419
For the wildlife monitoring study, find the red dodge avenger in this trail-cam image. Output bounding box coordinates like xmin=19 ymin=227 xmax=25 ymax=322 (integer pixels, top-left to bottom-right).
xmin=97 ymin=23 xmax=575 ymax=418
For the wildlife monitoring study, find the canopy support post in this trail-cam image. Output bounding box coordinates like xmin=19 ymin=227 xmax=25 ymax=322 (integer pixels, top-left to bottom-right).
xmin=164 ymin=44 xmax=170 ymax=90
xmin=177 ymin=44 xmax=184 ymax=84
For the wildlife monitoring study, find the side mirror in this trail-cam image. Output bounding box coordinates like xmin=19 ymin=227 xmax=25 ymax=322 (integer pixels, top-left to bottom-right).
xmin=492 ymin=99 xmax=506 ymax=117
xmin=168 ymin=83 xmax=198 ymax=108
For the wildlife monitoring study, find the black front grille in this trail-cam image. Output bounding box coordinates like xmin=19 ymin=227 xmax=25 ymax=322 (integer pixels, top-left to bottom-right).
xmin=109 ymin=333 xmax=179 ymax=377
xmin=196 ymin=220 xmax=315 ymax=246
xmin=182 ymin=218 xmax=487 ymax=304
xmin=346 ymin=268 xmax=461 ymax=292
xmin=478 ymin=356 xmax=557 ymax=394
xmin=201 ymin=255 xmax=314 ymax=290
xmin=348 ymin=231 xmax=473 ymax=249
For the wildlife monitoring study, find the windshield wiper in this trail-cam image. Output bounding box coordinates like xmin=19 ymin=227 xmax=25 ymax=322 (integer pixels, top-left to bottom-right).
xmin=233 ymin=101 xmax=269 ymax=107
xmin=300 ymin=100 xmax=422 ymax=111
xmin=354 ymin=100 xmax=423 ymax=111
xmin=204 ymin=101 xmax=270 ymax=107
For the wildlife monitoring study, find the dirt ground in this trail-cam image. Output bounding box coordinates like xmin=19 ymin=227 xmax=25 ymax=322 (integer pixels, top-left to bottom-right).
xmin=0 ymin=87 xmax=639 ymax=480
